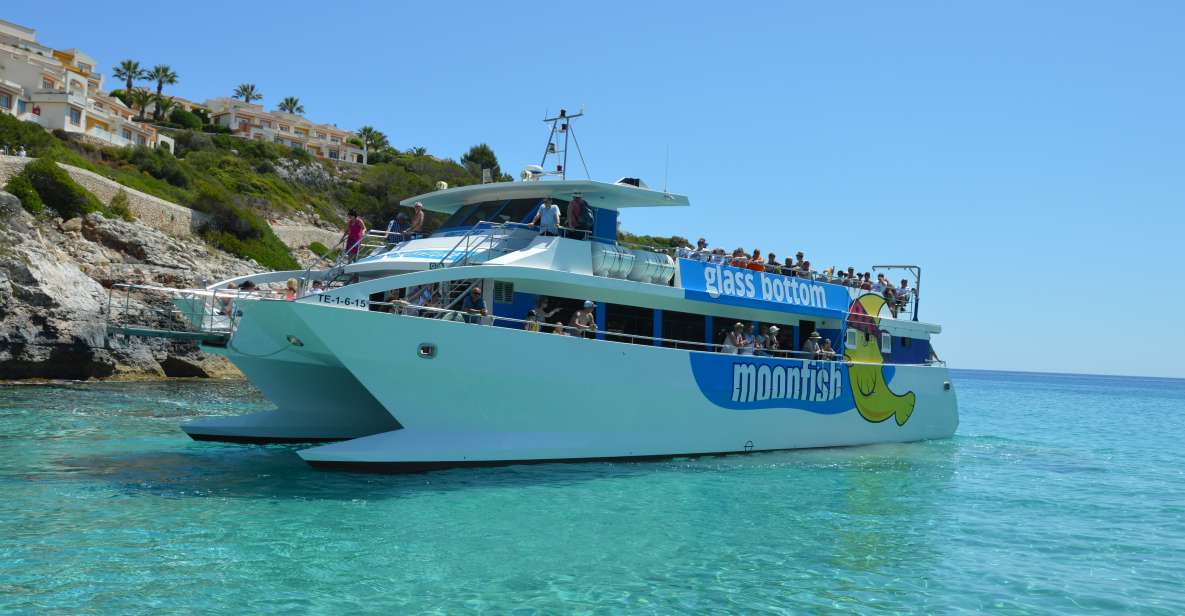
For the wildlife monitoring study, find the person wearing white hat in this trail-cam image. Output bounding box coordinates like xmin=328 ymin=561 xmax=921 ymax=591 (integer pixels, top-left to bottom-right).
xmin=571 ymin=300 xmax=596 ymax=337
xmin=764 ymin=325 xmax=782 ymax=356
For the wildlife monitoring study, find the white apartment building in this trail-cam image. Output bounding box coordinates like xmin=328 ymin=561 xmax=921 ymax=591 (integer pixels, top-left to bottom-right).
xmin=0 ymin=20 xmax=171 ymax=151
xmin=205 ymin=97 xmax=365 ymax=163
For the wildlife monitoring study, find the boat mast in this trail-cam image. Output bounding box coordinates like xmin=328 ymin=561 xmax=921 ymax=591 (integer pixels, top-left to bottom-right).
xmin=541 ymin=108 xmax=589 ymax=180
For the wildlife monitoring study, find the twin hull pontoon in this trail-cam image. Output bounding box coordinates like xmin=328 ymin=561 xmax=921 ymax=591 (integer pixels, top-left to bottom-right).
xmin=154 ymin=177 xmax=958 ymax=472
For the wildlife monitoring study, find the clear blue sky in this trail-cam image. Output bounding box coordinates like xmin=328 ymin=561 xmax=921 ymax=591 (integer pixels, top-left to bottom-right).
xmin=8 ymin=2 xmax=1184 ymax=377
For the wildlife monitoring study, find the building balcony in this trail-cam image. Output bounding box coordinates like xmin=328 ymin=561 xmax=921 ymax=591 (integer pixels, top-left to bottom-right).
xmin=85 ymin=126 xmax=134 ymax=147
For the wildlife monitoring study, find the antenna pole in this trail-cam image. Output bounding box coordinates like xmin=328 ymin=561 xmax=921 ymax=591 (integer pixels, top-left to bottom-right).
xmin=664 ymin=144 xmax=670 ymax=193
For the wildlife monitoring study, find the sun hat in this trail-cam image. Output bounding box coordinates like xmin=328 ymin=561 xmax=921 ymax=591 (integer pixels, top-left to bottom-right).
xmin=584 ymin=300 xmax=595 ymax=308
xmin=769 ymin=325 xmax=780 ymax=333
xmin=809 ymin=331 xmax=821 ymax=338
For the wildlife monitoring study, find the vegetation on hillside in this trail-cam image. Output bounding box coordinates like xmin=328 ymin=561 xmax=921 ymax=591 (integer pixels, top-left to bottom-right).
xmin=0 ymin=114 xmax=504 ymax=270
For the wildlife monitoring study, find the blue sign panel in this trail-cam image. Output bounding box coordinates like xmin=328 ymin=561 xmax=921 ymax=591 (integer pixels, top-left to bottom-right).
xmin=678 ymin=259 xmax=852 ymax=319
xmin=689 ymin=352 xmax=856 ymax=413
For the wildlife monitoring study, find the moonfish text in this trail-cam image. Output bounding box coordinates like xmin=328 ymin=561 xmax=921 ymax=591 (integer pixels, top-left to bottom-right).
xmin=732 ymin=361 xmax=844 ymax=403
xmin=703 ymin=264 xmax=828 ymax=309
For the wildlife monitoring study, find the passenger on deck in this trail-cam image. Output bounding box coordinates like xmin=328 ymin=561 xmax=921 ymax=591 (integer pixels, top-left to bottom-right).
xmin=753 ymin=324 xmax=769 ymax=356
xmin=765 ymin=325 xmax=782 ymax=355
xmin=883 ymin=285 xmax=898 ymax=317
xmin=747 ymin=250 xmax=766 ymax=272
xmin=461 ymin=286 xmax=487 ymax=323
xmin=794 ymin=252 xmax=807 ymax=275
xmin=552 ymin=321 xmax=568 ymax=335
xmin=535 ymin=296 xmax=563 ymax=321
xmin=385 ymin=212 xmax=409 ymax=245
xmin=818 ymin=339 xmax=837 ymax=361
xmin=345 ymin=209 xmax=366 ymax=263
xmin=567 ymin=194 xmax=592 ymax=239
xmin=529 ymin=197 xmax=562 ymax=236
xmin=861 ymin=273 xmax=873 ymax=291
xmin=730 ymin=248 xmax=748 ymax=268
xmin=571 ymin=300 xmax=597 ymax=337
xmin=406 ymin=202 xmax=425 ymax=235
xmin=800 ymin=260 xmax=812 ymax=279
xmin=767 ymin=252 xmax=780 ymax=273
xmin=219 ymin=282 xmax=238 ymax=314
xmin=897 ymin=279 xmax=913 ymax=310
xmin=740 ymin=323 xmax=758 ymax=355
xmin=846 ymin=266 xmax=857 ymax=286
xmin=284 ymin=278 xmax=298 ymax=301
xmin=722 ymin=322 xmax=745 ymax=354
xmin=525 ymin=309 xmax=541 ymax=332
xmin=802 ymin=331 xmax=822 ymax=359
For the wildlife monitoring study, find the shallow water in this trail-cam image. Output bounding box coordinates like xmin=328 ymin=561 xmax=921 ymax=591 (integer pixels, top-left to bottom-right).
xmin=1 ymin=371 xmax=1183 ymax=614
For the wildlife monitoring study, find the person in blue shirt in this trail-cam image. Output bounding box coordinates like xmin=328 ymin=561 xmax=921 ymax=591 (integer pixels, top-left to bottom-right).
xmin=460 ymin=285 xmax=487 ymax=324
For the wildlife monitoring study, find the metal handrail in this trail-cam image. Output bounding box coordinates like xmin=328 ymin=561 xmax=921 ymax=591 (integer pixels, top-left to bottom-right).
xmin=365 ymin=300 xmax=941 ymax=366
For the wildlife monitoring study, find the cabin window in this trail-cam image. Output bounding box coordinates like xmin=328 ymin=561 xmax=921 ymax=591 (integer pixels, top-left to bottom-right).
xmin=661 ymin=310 xmax=707 ymax=350
xmin=603 ymin=303 xmax=653 ymax=345
xmin=845 ymin=329 xmax=857 ymax=349
xmin=881 ymin=332 xmax=892 ymax=353
xmin=901 ymin=337 xmax=912 ymax=348
xmin=493 ymin=281 xmax=514 ymax=303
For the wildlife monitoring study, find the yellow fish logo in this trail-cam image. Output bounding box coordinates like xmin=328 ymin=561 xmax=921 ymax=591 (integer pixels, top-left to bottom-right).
xmin=845 ymin=294 xmax=915 ymax=426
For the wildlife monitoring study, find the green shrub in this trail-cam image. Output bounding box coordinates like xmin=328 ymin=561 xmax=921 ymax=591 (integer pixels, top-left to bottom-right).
xmin=0 ymin=114 xmax=57 ymax=157
xmin=125 ymin=145 xmax=189 ymax=188
xmin=4 ymin=173 xmax=43 ymax=214
xmin=171 ymin=130 xmax=214 ymax=157
xmin=109 ymin=188 xmax=134 ymax=221
xmin=168 ymin=108 xmax=203 ymax=130
xmin=308 ymin=241 xmax=328 ymax=257
xmin=191 ymin=107 xmax=211 ymax=125
xmin=22 ymin=157 xmax=104 ymax=218
xmin=202 ymin=124 xmax=232 ymax=135
xmin=204 ymin=230 xmax=299 ymax=270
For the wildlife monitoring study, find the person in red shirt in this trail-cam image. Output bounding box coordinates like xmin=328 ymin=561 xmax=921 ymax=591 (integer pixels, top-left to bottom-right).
xmin=748 ymin=249 xmax=766 ymax=272
xmin=345 ymin=209 xmax=366 ymax=262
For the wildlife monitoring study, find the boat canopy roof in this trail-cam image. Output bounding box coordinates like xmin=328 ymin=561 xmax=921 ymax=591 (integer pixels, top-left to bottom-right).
xmin=400 ymin=179 xmax=690 ymax=213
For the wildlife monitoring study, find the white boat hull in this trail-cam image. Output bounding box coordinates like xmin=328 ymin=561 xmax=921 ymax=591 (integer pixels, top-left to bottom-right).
xmin=288 ymin=304 xmax=959 ymax=471
xmin=181 ymin=300 xmax=399 ymax=443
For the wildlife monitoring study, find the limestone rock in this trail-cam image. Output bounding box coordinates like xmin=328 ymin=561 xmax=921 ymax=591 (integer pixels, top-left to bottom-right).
xmin=0 ymin=191 xmax=252 ymax=380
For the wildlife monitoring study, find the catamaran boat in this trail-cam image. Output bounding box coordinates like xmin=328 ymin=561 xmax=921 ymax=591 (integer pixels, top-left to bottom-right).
xmin=109 ymin=112 xmax=957 ymax=471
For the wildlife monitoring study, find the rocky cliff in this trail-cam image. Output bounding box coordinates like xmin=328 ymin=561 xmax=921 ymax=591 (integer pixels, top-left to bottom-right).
xmin=0 ymin=191 xmax=259 ymax=380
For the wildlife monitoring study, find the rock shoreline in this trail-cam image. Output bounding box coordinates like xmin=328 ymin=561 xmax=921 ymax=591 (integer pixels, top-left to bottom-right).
xmin=0 ymin=190 xmax=261 ymax=381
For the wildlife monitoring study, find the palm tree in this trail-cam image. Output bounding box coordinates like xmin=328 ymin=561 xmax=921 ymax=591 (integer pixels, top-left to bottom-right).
xmin=408 ymin=146 xmax=427 ymax=157
xmin=112 ymin=59 xmax=146 ymax=94
xmin=128 ymin=88 xmax=154 ymax=121
xmin=155 ymin=96 xmax=177 ymax=121
xmin=357 ymin=125 xmax=388 ymax=164
xmin=233 ymin=83 xmax=262 ymax=104
xmin=147 ymin=65 xmax=178 ymax=119
xmin=277 ymin=96 xmax=304 ymax=115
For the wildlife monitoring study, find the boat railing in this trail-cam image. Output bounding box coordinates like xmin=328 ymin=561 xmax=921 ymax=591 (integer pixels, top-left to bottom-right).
xmin=364 ymin=300 xmax=943 ymax=367
xmin=104 ymin=283 xmax=264 ymax=345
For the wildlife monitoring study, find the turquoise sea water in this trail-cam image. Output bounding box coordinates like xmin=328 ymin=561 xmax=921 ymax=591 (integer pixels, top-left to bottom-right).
xmin=1 ymin=370 xmax=1183 ymax=614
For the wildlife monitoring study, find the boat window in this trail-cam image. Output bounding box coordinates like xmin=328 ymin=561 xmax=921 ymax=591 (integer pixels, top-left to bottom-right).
xmin=493 ymin=281 xmax=514 ymax=303
xmin=845 ymin=329 xmax=857 ymax=349
xmin=661 ymin=310 xmax=707 ymax=350
xmin=881 ymin=332 xmax=892 ymax=353
xmin=437 ymin=198 xmax=571 ymax=230
xmin=604 ymin=303 xmax=653 ymax=345
xmin=499 ymin=198 xmax=567 ymax=224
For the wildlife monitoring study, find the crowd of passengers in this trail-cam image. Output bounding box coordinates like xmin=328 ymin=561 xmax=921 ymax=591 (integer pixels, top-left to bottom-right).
xmin=720 ymin=322 xmax=837 ymax=359
xmin=678 ymin=239 xmax=916 ymax=316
